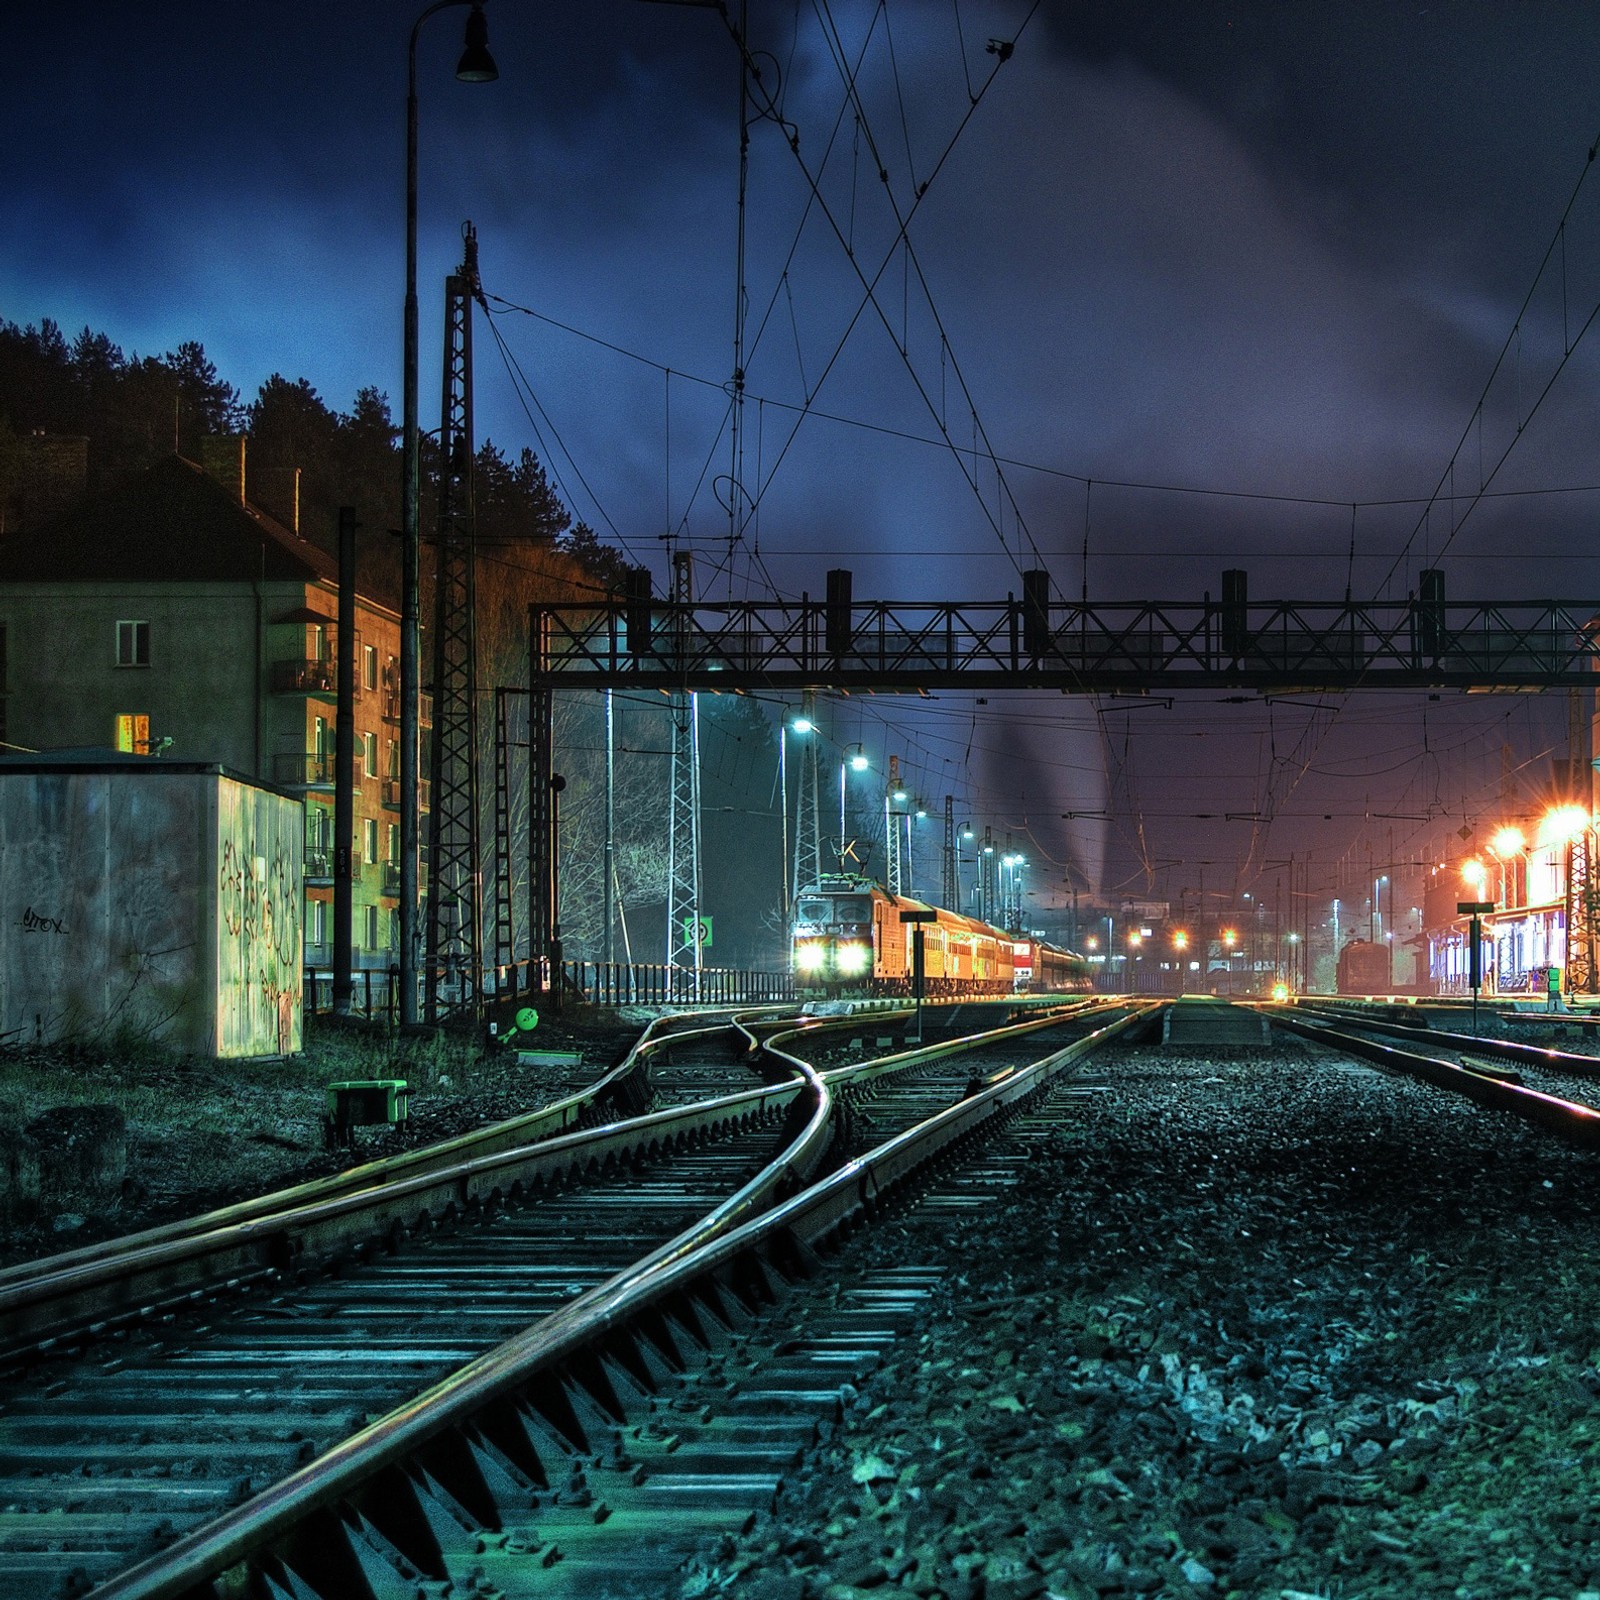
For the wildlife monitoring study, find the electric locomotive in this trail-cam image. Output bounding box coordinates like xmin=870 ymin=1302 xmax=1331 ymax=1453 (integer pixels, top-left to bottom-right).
xmin=791 ymin=875 xmax=1090 ymax=996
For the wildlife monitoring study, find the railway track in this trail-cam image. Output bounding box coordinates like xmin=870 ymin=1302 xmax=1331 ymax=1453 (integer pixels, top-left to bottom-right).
xmin=1267 ymin=1001 xmax=1600 ymax=1147
xmin=0 ymin=999 xmax=1145 ymax=1599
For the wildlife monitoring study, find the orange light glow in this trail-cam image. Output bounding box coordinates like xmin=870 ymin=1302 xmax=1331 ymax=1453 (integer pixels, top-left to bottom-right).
xmin=1537 ymin=805 xmax=1590 ymax=847
xmin=1490 ymin=826 xmax=1527 ymax=858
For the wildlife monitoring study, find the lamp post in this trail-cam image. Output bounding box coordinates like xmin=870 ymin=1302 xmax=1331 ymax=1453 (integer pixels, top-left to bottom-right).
xmin=401 ymin=0 xmax=497 ymax=1028
xmin=839 ymin=743 xmax=868 ymax=861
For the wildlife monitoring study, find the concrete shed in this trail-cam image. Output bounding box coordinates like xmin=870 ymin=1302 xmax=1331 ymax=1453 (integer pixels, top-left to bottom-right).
xmin=0 ymin=754 xmax=303 ymax=1057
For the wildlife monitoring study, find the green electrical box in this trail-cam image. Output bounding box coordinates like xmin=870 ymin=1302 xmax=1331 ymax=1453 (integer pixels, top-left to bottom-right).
xmin=325 ymin=1079 xmax=410 ymax=1147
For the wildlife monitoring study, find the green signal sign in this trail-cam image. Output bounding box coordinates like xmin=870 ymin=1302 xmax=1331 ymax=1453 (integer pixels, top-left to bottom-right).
xmin=681 ymin=915 xmax=713 ymax=948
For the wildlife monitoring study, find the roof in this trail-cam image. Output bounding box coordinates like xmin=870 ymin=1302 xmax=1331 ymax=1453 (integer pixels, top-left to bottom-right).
xmin=0 ymin=747 xmax=296 ymax=797
xmin=0 ymin=454 xmax=338 ymax=586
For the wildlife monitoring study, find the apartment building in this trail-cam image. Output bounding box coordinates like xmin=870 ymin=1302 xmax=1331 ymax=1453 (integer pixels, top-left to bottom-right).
xmin=0 ymin=438 xmax=420 ymax=971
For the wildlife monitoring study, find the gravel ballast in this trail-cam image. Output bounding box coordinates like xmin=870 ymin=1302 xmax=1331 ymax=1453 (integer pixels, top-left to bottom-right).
xmin=676 ymin=1038 xmax=1600 ymax=1600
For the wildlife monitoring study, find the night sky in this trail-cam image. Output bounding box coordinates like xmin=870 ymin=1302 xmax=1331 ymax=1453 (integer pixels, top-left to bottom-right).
xmin=8 ymin=1 xmax=1600 ymax=922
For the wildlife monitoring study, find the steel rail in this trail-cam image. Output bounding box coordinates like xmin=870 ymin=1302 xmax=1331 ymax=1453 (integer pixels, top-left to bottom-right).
xmin=0 ymin=1057 xmax=806 ymax=1364
xmin=82 ymin=1003 xmax=1148 ymax=1600
xmin=0 ymin=1005 xmax=1061 ymax=1361
xmin=0 ymin=1004 xmax=813 ymax=1296
xmin=1272 ymin=1011 xmax=1600 ymax=1146
xmin=1280 ymin=1001 xmax=1600 ymax=1078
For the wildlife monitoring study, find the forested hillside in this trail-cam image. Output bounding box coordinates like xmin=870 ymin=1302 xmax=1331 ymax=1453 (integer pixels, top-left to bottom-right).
xmin=0 ymin=316 xmax=630 ymax=598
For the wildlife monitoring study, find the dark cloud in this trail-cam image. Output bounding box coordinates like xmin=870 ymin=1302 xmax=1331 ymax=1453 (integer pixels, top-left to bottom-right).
xmin=5 ymin=0 xmax=1598 ymax=909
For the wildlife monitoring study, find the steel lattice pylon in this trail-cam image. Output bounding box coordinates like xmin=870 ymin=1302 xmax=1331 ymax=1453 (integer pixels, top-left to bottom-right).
xmin=665 ymin=693 xmax=703 ymax=987
xmin=942 ymin=795 xmax=957 ymax=910
xmin=665 ymin=553 xmax=703 ymax=994
xmin=425 ymin=225 xmax=483 ymax=1022
xmin=884 ymin=755 xmax=903 ymax=897
xmin=791 ymin=691 xmax=820 ymax=898
xmin=491 ymin=687 xmax=528 ymax=991
xmin=1569 ymin=831 xmax=1595 ymax=994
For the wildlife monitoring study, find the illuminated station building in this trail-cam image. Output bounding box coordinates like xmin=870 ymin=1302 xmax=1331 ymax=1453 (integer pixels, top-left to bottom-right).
xmin=1425 ymin=807 xmax=1590 ymax=997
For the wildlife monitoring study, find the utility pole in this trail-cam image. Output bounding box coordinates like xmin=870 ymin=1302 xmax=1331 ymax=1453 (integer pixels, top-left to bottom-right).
xmin=333 ymin=506 xmax=356 ymax=1016
xmin=425 ymin=223 xmax=484 ymax=1022
xmin=942 ymin=796 xmax=957 ymax=911
xmin=665 ymin=551 xmax=703 ymax=997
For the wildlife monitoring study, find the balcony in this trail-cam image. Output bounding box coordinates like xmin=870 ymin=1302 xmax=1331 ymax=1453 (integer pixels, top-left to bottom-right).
xmin=271 ymin=657 xmax=338 ymax=700
xmin=276 ymin=752 xmax=334 ymax=790
xmin=382 ymin=862 xmax=401 ymax=898
xmin=381 ymin=777 xmax=431 ymax=812
xmin=304 ymin=848 xmax=334 ymax=885
xmin=380 ymin=690 xmax=434 ymax=726
xmin=274 ymin=753 xmax=364 ymax=794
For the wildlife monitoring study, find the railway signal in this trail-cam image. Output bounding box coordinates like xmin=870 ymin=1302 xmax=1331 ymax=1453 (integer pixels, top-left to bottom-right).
xmin=900 ymin=909 xmax=936 ymax=1042
xmin=1458 ymin=899 xmax=1495 ymax=1035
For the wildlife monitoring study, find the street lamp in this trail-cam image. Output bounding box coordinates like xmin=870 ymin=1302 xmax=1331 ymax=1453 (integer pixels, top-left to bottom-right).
xmin=401 ymin=0 xmax=498 ymax=1027
xmin=839 ymin=743 xmax=868 ymax=860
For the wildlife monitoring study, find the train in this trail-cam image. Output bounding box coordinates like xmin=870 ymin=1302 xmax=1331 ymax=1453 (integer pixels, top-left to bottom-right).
xmin=1336 ymin=937 xmax=1393 ymax=995
xmin=790 ymin=875 xmax=1092 ymax=996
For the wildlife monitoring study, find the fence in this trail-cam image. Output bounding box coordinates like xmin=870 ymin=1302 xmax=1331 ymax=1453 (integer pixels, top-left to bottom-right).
xmin=304 ymin=967 xmax=399 ymax=1022
xmin=560 ymin=962 xmax=796 ymax=1006
xmin=303 ymin=961 xmax=795 ymax=1019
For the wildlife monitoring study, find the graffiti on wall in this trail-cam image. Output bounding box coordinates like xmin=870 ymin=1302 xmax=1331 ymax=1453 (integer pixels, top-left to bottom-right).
xmin=217 ymin=785 xmax=303 ymax=1055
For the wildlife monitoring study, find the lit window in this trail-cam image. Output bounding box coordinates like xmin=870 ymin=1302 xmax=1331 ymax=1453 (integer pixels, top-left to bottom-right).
xmin=114 ymin=713 xmax=149 ymax=753
xmin=116 ymin=620 xmax=150 ymax=667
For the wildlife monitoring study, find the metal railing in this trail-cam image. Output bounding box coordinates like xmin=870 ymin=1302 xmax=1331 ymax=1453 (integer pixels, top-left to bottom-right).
xmin=270 ymin=658 xmax=338 ymax=695
xmin=562 ymin=961 xmax=796 ymax=1006
xmin=302 ymin=960 xmax=795 ymax=1019
xmin=304 ymin=966 xmax=398 ymax=1022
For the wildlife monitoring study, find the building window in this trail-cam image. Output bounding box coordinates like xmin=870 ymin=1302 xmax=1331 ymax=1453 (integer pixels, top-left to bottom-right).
xmin=366 ymin=905 xmax=380 ymax=950
xmin=307 ymin=899 xmax=327 ymax=950
xmin=363 ymin=643 xmax=379 ymax=691
xmin=386 ymin=822 xmax=399 ymax=863
xmin=115 ymin=713 xmax=150 ymax=753
xmin=116 ymin=620 xmax=150 ymax=667
xmin=362 ymin=730 xmax=378 ymax=778
xmin=363 ymin=817 xmax=378 ymax=865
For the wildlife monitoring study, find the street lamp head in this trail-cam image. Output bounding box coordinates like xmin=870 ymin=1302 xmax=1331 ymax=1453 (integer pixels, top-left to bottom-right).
xmin=456 ymin=3 xmax=499 ymax=81
xmin=789 ymin=714 xmax=814 ymax=735
xmin=1490 ymin=825 xmax=1526 ymax=857
xmin=891 ymin=786 xmax=908 ymax=803
xmin=850 ymin=752 xmax=869 ymax=772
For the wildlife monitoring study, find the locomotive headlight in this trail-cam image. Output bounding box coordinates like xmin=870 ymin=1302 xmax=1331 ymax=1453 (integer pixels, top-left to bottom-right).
xmin=836 ymin=942 xmax=871 ymax=975
xmin=796 ymin=942 xmax=826 ymax=974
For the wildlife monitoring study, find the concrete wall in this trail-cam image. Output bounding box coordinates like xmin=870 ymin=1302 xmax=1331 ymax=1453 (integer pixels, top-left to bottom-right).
xmin=0 ymin=767 xmax=303 ymax=1057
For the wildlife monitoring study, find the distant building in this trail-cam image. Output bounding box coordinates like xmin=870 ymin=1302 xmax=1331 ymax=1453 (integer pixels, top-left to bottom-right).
xmin=0 ymin=438 xmax=418 ymax=974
